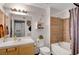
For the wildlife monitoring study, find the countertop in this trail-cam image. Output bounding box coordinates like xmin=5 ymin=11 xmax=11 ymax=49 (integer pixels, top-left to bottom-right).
xmin=0 ymin=37 xmax=34 ymax=49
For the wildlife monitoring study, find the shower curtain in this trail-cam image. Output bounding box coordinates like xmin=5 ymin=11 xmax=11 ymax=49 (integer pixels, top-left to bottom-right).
xmin=70 ymin=7 xmax=79 ymax=55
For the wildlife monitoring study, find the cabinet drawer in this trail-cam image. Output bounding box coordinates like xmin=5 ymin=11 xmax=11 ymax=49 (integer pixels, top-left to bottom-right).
xmin=7 ymin=48 xmax=16 ymax=52
xmin=7 ymin=48 xmax=18 ymax=55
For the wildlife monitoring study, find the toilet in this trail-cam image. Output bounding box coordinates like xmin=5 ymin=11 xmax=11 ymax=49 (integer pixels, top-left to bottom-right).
xmin=36 ymin=39 xmax=50 ymax=55
xmin=39 ymin=47 xmax=50 ymax=55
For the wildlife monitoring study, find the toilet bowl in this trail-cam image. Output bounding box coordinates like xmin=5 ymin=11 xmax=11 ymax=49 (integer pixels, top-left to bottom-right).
xmin=39 ymin=47 xmax=50 ymax=55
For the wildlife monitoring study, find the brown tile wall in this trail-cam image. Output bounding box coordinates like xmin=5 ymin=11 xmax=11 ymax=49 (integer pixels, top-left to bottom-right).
xmin=63 ymin=18 xmax=70 ymax=42
xmin=50 ymin=17 xmax=64 ymax=43
xmin=50 ymin=17 xmax=70 ymax=43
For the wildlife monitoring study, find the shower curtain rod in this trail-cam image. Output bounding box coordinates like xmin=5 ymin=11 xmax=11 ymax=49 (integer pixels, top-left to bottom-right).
xmin=73 ymin=3 xmax=79 ymax=7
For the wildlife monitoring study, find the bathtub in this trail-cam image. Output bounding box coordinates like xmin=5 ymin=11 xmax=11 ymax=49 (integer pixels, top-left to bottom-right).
xmin=59 ymin=42 xmax=71 ymax=51
xmin=51 ymin=42 xmax=72 ymax=55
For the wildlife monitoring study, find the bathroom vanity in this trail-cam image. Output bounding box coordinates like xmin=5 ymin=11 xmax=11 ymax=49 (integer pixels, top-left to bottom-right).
xmin=0 ymin=8 xmax=36 ymax=55
xmin=0 ymin=37 xmax=36 ymax=55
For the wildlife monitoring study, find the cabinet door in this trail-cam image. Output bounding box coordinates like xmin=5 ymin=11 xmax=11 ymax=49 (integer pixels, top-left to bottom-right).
xmin=7 ymin=48 xmax=18 ymax=55
xmin=0 ymin=49 xmax=6 ymax=55
xmin=18 ymin=44 xmax=35 ymax=55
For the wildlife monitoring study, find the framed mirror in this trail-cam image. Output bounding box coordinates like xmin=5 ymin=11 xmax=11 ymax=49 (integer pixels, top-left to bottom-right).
xmin=0 ymin=9 xmax=9 ymax=38
xmin=9 ymin=14 xmax=32 ymax=37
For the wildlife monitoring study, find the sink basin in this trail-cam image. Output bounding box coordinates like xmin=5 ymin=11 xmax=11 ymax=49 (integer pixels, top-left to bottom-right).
xmin=0 ymin=41 xmax=16 ymax=48
xmin=0 ymin=37 xmax=34 ymax=49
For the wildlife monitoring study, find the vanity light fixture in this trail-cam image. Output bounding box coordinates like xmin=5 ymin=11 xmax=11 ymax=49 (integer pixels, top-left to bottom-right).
xmin=10 ymin=8 xmax=27 ymax=13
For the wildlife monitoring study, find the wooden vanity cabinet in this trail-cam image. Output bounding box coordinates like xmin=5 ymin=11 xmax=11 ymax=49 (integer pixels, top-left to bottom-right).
xmin=0 ymin=43 xmax=35 ymax=55
xmin=17 ymin=44 xmax=35 ymax=55
xmin=0 ymin=49 xmax=6 ymax=55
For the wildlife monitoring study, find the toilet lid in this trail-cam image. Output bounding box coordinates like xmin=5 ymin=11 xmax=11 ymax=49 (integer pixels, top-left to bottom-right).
xmin=40 ymin=47 xmax=50 ymax=52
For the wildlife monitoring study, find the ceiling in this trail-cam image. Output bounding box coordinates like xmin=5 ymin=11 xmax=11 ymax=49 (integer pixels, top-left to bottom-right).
xmin=33 ymin=3 xmax=76 ymax=11
xmin=3 ymin=3 xmax=76 ymax=11
xmin=42 ymin=3 xmax=75 ymax=10
xmin=33 ymin=3 xmax=76 ymax=16
xmin=2 ymin=3 xmax=76 ymax=16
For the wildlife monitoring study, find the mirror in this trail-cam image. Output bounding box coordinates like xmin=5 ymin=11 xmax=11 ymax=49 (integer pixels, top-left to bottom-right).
xmin=0 ymin=9 xmax=32 ymax=38
xmin=8 ymin=14 xmax=32 ymax=37
xmin=0 ymin=9 xmax=9 ymax=38
xmin=4 ymin=15 xmax=9 ymax=36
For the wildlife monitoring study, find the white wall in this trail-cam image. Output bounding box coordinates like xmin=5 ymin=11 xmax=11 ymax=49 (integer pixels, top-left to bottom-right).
xmin=53 ymin=9 xmax=70 ymax=18
xmin=0 ymin=4 xmax=6 ymax=25
xmin=30 ymin=6 xmax=50 ymax=48
xmin=0 ymin=4 xmax=9 ymax=16
xmin=50 ymin=8 xmax=70 ymax=18
xmin=44 ymin=7 xmax=50 ymax=47
xmin=50 ymin=6 xmax=76 ymax=18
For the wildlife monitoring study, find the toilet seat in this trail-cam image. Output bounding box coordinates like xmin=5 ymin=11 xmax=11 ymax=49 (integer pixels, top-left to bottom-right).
xmin=40 ymin=47 xmax=50 ymax=55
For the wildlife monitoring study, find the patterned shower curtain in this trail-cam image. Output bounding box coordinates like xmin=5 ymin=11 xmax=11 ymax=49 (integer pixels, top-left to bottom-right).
xmin=70 ymin=7 xmax=79 ymax=55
